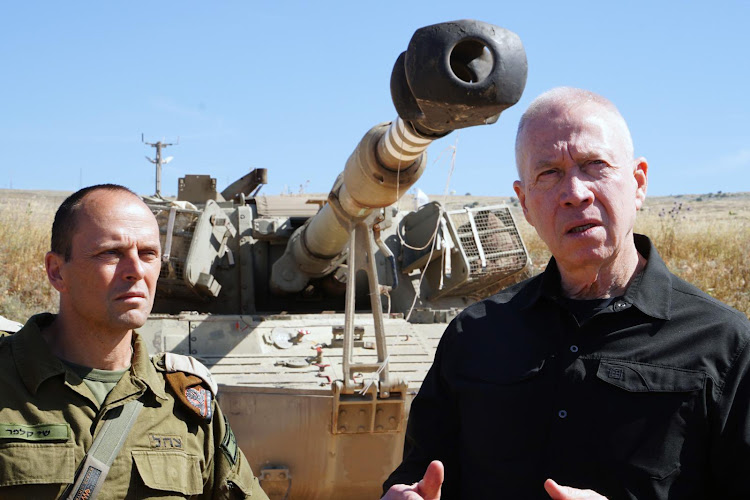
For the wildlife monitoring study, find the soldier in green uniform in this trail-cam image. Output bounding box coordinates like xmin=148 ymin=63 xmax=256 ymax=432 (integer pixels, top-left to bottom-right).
xmin=0 ymin=184 xmax=269 ymax=499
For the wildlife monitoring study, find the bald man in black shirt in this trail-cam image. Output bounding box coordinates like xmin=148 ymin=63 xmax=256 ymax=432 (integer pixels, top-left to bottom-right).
xmin=382 ymin=88 xmax=750 ymax=500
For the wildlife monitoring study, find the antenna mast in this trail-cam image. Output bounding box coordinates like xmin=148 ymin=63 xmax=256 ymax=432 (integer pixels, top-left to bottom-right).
xmin=142 ymin=134 xmax=178 ymax=197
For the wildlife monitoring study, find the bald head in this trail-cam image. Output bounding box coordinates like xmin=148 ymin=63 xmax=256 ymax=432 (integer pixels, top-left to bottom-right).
xmin=515 ymin=87 xmax=634 ymax=181
xmin=51 ymin=184 xmax=143 ymax=261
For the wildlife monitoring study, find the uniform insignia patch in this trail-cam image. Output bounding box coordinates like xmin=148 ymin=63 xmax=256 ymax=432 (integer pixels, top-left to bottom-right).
xmin=220 ymin=415 xmax=238 ymax=466
xmin=165 ymin=372 xmax=215 ymax=422
xmin=185 ymin=386 xmax=213 ymax=420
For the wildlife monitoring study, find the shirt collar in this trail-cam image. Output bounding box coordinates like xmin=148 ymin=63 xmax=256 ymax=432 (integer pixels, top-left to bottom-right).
xmin=623 ymin=234 xmax=672 ymax=320
xmin=12 ymin=313 xmax=66 ymax=395
xmin=130 ymin=331 xmax=168 ymax=401
xmin=518 ymin=234 xmax=672 ymax=320
xmin=11 ymin=313 xmax=167 ymax=400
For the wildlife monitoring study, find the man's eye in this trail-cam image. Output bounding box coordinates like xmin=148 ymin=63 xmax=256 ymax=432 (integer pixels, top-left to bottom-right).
xmin=537 ymin=169 xmax=558 ymax=179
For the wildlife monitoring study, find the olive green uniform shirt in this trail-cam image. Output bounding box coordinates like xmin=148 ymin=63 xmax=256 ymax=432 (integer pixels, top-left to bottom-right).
xmin=0 ymin=313 xmax=269 ymax=499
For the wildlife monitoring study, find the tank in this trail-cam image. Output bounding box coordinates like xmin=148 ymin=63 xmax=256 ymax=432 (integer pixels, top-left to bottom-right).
xmin=138 ymin=19 xmax=530 ymax=499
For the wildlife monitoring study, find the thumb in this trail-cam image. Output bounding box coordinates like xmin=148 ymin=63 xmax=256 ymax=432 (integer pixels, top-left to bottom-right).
xmin=416 ymin=460 xmax=444 ymax=499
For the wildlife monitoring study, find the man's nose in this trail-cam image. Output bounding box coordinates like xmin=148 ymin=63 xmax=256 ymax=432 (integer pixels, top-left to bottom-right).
xmin=560 ymin=172 xmax=594 ymax=207
xmin=121 ymin=250 xmax=146 ymax=281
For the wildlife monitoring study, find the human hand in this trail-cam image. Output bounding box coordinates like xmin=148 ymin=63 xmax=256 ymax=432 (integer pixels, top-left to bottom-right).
xmin=544 ymin=479 xmax=608 ymax=499
xmin=381 ymin=460 xmax=444 ymax=500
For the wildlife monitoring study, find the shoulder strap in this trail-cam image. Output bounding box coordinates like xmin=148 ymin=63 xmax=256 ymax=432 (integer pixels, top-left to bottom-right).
xmin=62 ymin=399 xmax=144 ymax=500
xmin=163 ymin=352 xmax=218 ymax=395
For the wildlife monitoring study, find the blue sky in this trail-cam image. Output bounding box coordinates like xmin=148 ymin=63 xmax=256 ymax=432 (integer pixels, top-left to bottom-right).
xmin=1 ymin=1 xmax=748 ymax=197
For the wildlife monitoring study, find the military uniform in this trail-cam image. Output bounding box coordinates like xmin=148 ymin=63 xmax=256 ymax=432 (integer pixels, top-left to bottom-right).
xmin=0 ymin=313 xmax=269 ymax=499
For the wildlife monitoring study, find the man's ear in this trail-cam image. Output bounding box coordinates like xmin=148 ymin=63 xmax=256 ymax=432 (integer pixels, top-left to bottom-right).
xmin=633 ymin=158 xmax=648 ymax=210
xmin=45 ymin=251 xmax=67 ymax=293
xmin=513 ymin=180 xmax=533 ymax=226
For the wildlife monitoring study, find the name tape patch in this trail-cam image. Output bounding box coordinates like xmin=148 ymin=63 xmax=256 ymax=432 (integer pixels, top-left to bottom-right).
xmin=0 ymin=423 xmax=70 ymax=441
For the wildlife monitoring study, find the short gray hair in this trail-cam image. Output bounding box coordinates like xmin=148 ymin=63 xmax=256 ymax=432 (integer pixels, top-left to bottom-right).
xmin=515 ymin=87 xmax=634 ymax=178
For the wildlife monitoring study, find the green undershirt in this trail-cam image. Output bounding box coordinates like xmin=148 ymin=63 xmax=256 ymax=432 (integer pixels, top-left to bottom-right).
xmin=62 ymin=359 xmax=129 ymax=405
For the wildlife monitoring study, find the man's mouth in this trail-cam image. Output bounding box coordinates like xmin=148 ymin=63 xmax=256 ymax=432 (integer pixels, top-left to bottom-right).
xmin=568 ymin=223 xmax=597 ymax=234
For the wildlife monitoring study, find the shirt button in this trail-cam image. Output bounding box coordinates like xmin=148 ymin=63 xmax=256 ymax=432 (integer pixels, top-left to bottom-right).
xmin=614 ymin=300 xmax=629 ymax=311
xmin=569 ymin=345 xmax=579 ymax=353
xmin=558 ymin=410 xmax=568 ymax=419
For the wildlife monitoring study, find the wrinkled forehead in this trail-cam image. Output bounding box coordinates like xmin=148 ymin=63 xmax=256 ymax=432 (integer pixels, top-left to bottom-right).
xmin=519 ymin=104 xmax=632 ymax=164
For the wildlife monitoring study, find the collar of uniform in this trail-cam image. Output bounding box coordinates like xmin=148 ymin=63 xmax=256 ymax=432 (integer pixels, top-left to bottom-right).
xmin=129 ymin=331 xmax=168 ymax=401
xmin=518 ymin=234 xmax=672 ymax=320
xmin=11 ymin=313 xmax=67 ymax=395
xmin=621 ymin=234 xmax=672 ymax=320
xmin=517 ymin=259 xmax=561 ymax=311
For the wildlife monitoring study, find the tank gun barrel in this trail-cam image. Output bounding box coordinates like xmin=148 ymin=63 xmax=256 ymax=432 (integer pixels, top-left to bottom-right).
xmin=271 ymin=20 xmax=527 ymax=294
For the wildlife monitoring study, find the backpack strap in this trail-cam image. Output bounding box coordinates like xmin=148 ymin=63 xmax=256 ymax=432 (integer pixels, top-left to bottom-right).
xmin=62 ymin=399 xmax=144 ymax=500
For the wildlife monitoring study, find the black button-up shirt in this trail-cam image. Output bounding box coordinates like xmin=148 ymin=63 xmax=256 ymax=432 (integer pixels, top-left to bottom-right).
xmin=384 ymin=235 xmax=750 ymax=499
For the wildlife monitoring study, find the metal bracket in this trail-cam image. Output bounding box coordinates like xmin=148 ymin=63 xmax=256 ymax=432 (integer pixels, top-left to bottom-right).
xmin=341 ymin=220 xmax=390 ymax=392
xmin=259 ymin=465 xmax=291 ymax=499
xmin=332 ymin=380 xmax=406 ymax=434
xmin=466 ymin=209 xmax=487 ymax=269
xmin=162 ymin=206 xmax=177 ymax=262
xmin=331 ymin=219 xmax=407 ymax=434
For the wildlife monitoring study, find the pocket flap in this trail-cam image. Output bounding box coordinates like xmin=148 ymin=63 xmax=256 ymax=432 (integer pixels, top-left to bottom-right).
xmin=132 ymin=450 xmax=203 ymax=495
xmin=597 ymin=359 xmax=705 ymax=393
xmin=0 ymin=443 xmax=74 ymax=487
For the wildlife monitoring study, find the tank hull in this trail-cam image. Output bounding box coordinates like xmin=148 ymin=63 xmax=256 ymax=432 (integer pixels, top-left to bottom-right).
xmin=139 ymin=312 xmax=445 ymax=499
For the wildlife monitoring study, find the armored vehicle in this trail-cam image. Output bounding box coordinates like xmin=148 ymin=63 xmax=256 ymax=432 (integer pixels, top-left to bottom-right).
xmin=139 ymin=19 xmax=530 ymax=499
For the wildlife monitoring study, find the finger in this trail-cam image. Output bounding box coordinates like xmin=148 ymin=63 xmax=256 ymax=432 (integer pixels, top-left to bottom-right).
xmin=416 ymin=460 xmax=444 ymax=499
xmin=544 ymin=479 xmax=570 ymax=499
xmin=381 ymin=483 xmax=423 ymax=500
xmin=544 ymin=479 xmax=607 ymax=499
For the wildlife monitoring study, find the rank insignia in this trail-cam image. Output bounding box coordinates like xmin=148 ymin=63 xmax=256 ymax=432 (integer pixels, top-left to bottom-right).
xmin=165 ymin=372 xmax=215 ymax=422
xmin=185 ymin=386 xmax=213 ymax=420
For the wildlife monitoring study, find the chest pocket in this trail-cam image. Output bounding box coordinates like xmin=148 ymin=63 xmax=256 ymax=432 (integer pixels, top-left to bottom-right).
xmin=594 ymin=359 xmax=706 ymax=481
xmin=0 ymin=442 xmax=75 ymax=487
xmin=132 ymin=450 xmax=203 ymax=496
xmin=597 ymin=360 xmax=706 ymax=393
xmin=456 ymin=357 xmax=549 ymax=463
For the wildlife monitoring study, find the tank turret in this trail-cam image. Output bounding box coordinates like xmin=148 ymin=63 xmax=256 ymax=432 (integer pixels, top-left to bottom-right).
xmin=140 ymin=19 xmax=531 ymax=499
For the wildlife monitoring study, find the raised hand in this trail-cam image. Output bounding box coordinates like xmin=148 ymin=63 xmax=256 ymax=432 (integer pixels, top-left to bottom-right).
xmin=381 ymin=460 xmax=444 ymax=500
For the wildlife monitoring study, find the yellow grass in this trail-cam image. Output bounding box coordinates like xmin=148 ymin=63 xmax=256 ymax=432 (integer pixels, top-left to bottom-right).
xmin=516 ymin=206 xmax=749 ymax=319
xmin=0 ymin=192 xmax=748 ymax=323
xmin=635 ymin=215 xmax=749 ymax=317
xmin=0 ymin=199 xmax=58 ymax=321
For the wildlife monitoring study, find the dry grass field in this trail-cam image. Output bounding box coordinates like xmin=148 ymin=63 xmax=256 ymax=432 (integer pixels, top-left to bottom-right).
xmin=0 ymin=190 xmax=69 ymax=322
xmin=441 ymin=191 xmax=750 ymax=319
xmin=1 ymin=189 xmax=748 ymax=323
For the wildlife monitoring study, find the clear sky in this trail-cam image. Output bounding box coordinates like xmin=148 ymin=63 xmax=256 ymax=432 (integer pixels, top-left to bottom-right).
xmin=1 ymin=1 xmax=748 ymax=198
